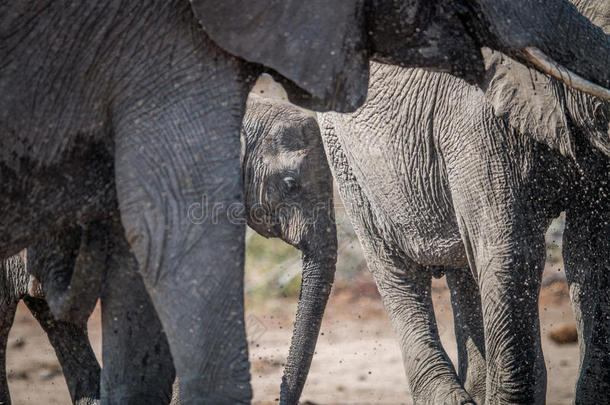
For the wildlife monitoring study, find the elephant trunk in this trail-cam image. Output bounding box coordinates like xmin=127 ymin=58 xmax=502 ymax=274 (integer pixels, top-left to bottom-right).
xmin=280 ymin=226 xmax=337 ymax=405
xmin=473 ymin=0 xmax=610 ymax=100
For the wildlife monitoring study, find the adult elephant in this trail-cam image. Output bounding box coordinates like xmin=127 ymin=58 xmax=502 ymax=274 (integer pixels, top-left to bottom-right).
xmin=319 ymin=1 xmax=609 ymax=398
xmin=3 ymin=94 xmax=335 ymax=404
xmin=480 ymin=6 xmax=610 ymax=400
xmin=1 ymin=1 xmax=610 ymax=403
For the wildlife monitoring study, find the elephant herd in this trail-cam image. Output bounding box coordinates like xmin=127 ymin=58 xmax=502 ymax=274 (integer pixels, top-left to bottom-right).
xmin=1 ymin=0 xmax=609 ymax=404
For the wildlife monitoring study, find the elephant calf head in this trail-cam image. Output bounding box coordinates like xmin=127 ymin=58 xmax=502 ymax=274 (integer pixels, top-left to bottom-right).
xmin=241 ymin=93 xmax=337 ymax=404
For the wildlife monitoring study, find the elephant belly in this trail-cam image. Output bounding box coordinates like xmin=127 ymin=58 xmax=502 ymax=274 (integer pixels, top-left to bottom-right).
xmin=339 ymin=123 xmax=467 ymax=268
xmin=0 ymin=141 xmax=115 ymax=258
xmin=369 ymin=182 xmax=467 ymax=268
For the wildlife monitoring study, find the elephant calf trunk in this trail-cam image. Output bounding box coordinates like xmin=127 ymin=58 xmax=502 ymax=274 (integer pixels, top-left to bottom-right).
xmin=280 ymin=249 xmax=336 ymax=405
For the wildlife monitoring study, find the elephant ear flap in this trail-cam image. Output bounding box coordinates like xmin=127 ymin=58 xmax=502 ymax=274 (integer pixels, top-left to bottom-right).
xmin=190 ymin=0 xmax=369 ymax=112
xmin=482 ymin=49 xmax=575 ymax=158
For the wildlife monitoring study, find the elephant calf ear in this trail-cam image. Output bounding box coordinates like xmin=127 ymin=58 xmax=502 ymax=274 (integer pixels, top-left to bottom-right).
xmin=482 ymin=48 xmax=575 ymax=158
xmin=189 ymin=0 xmax=369 ymax=112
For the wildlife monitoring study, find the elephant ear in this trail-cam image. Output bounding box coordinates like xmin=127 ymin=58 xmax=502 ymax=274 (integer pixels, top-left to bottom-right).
xmin=481 ymin=48 xmax=574 ymax=157
xmin=190 ymin=0 xmax=369 ymax=113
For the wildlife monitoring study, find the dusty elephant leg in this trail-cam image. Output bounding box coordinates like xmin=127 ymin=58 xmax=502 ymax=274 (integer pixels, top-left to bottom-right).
xmin=564 ymin=195 xmax=610 ymax=404
xmin=447 ymin=115 xmax=548 ymax=404
xmin=453 ymin=190 xmax=548 ymax=404
xmin=446 ymin=268 xmax=486 ymax=403
xmin=321 ymin=123 xmax=469 ymax=404
xmin=0 ymin=298 xmax=17 ymax=405
xmin=23 ymin=297 xmax=100 ymax=405
xmin=113 ymin=50 xmax=251 ymax=402
xmin=115 ymin=115 xmax=248 ymax=403
xmin=371 ymin=260 xmax=472 ymax=405
xmin=459 ymin=226 xmax=547 ymax=405
xmin=99 ymin=216 xmax=175 ymax=405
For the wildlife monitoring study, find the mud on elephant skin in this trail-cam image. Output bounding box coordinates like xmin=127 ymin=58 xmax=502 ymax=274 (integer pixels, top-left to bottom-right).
xmin=2 ymin=1 xmax=610 ymax=402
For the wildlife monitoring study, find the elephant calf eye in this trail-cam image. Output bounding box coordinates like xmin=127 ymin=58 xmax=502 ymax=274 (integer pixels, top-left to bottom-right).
xmin=282 ymin=176 xmax=299 ymax=193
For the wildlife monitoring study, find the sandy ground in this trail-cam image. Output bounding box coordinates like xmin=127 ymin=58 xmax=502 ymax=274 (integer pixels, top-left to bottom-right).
xmin=248 ymin=275 xmax=578 ymax=405
xmin=6 ymin=302 xmax=102 ymax=404
xmin=5 ymin=268 xmax=579 ymax=405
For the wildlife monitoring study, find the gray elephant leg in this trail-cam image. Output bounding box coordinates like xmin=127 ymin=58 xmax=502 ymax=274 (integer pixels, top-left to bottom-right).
xmin=460 ymin=223 xmax=546 ymax=405
xmin=563 ymin=196 xmax=610 ymax=404
xmin=113 ymin=49 xmax=251 ymax=402
xmin=0 ymin=298 xmax=17 ymax=405
xmin=341 ymin=215 xmax=470 ymax=404
xmin=321 ymin=123 xmax=470 ymax=404
xmin=371 ymin=260 xmax=471 ymax=405
xmin=445 ymin=268 xmax=486 ymax=404
xmin=99 ymin=217 xmax=174 ymax=405
xmin=447 ymin=117 xmax=548 ymax=404
xmin=23 ymin=296 xmax=100 ymax=405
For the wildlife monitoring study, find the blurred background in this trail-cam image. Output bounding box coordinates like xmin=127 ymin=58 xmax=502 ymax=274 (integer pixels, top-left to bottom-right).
xmin=5 ymin=198 xmax=575 ymax=404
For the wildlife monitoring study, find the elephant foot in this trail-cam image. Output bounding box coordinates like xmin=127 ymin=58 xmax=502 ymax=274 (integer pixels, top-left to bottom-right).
xmin=432 ymin=389 xmax=476 ymax=405
xmin=463 ymin=380 xmax=486 ymax=405
xmin=413 ymin=374 xmax=476 ymax=405
xmin=463 ymin=380 xmax=485 ymax=405
xmin=74 ymin=397 xmax=100 ymax=405
xmin=414 ymin=382 xmax=475 ymax=405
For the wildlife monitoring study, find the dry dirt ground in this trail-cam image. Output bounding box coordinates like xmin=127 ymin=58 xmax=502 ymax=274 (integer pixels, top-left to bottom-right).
xmin=6 ymin=269 xmax=578 ymax=405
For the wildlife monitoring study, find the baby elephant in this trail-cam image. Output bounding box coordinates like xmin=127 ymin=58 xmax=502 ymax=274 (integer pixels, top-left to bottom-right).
xmin=0 ymin=94 xmax=336 ymax=405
